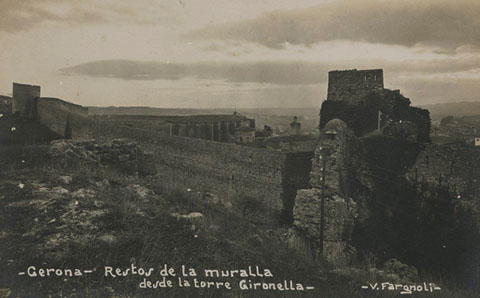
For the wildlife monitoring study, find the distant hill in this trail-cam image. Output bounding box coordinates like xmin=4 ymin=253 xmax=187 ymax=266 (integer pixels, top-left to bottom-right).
xmin=421 ymin=102 xmax=480 ymax=119
xmin=87 ymin=106 xmax=320 ymax=117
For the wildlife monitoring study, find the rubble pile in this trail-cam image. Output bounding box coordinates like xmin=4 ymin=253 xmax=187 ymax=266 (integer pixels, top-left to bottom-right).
xmin=48 ymin=139 xmax=156 ymax=176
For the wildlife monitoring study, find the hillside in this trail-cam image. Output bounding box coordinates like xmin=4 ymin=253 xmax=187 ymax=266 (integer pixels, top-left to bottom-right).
xmin=2 ymin=139 xmax=476 ymax=297
xmin=0 ymin=114 xmax=62 ymax=145
xmin=87 ymin=106 xmax=319 ymax=118
xmin=421 ymin=102 xmax=480 ymax=119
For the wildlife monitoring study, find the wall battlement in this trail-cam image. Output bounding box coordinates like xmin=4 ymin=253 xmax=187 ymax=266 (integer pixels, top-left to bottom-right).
xmin=327 ymin=69 xmax=384 ymax=103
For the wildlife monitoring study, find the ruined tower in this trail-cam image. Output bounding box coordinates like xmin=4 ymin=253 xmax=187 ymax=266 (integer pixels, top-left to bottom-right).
xmin=327 ymin=69 xmax=384 ymax=103
xmin=12 ymin=83 xmax=41 ymax=117
xmin=320 ymin=68 xmax=430 ymax=142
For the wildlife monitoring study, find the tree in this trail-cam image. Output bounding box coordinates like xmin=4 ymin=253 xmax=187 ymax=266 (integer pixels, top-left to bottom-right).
xmin=440 ymin=115 xmax=454 ymax=127
xmin=64 ymin=117 xmax=72 ymax=139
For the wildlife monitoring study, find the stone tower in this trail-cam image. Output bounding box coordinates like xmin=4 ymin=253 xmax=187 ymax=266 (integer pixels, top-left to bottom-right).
xmin=12 ymin=83 xmax=41 ymax=117
xmin=327 ymin=69 xmax=384 ymax=103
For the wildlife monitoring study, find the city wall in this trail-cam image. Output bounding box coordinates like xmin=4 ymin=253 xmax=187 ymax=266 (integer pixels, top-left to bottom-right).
xmin=9 ymin=83 xmax=313 ymax=217
xmin=11 ymin=83 xmax=89 ymax=139
xmin=36 ymin=97 xmax=89 ymax=138
xmin=80 ymin=121 xmax=312 ymax=216
xmin=407 ymin=143 xmax=480 ymax=198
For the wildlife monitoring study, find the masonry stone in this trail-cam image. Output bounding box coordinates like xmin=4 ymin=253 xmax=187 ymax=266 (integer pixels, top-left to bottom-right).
xmin=293 ymin=119 xmax=373 ymax=264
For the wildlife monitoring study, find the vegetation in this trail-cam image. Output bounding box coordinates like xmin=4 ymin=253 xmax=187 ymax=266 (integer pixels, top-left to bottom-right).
xmin=0 ymin=140 xmax=478 ymax=297
xmin=359 ymin=135 xmax=480 ymax=292
xmin=440 ymin=115 xmax=455 ymax=126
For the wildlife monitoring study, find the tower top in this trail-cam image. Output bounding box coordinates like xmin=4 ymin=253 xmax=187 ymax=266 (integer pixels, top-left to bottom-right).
xmin=327 ymin=69 xmax=384 ymax=103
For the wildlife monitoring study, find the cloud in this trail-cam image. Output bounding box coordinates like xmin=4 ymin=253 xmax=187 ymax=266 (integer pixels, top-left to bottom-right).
xmin=61 ymin=56 xmax=480 ymax=85
xmin=59 ymin=58 xmax=480 ymax=105
xmin=0 ymin=0 xmax=106 ymax=32
xmin=60 ymin=59 xmax=331 ymax=85
xmin=187 ymin=0 xmax=480 ymax=50
xmin=0 ymin=0 xmax=175 ymax=33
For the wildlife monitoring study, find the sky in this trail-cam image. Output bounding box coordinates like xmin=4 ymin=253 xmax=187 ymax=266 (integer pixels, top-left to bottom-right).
xmin=1 ymin=0 xmax=480 ymax=109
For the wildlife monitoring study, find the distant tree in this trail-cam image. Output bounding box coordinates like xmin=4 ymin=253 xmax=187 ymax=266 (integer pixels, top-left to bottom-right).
xmin=263 ymin=125 xmax=273 ymax=137
xmin=64 ymin=117 xmax=72 ymax=139
xmin=440 ymin=115 xmax=455 ymax=126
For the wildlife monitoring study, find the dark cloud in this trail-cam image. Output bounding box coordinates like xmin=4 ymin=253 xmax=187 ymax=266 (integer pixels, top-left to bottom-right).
xmin=60 ymin=59 xmax=331 ymax=85
xmin=61 ymin=57 xmax=480 ymax=85
xmin=0 ymin=0 xmax=105 ymax=32
xmin=395 ymin=78 xmax=480 ymax=105
xmin=0 ymin=0 xmax=174 ymax=33
xmin=60 ymin=58 xmax=480 ymax=105
xmin=187 ymin=0 xmax=480 ymax=50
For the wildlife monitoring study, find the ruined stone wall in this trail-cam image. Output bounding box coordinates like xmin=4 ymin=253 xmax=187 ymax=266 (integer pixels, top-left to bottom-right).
xmin=48 ymin=139 xmax=156 ymax=176
xmin=407 ymin=143 xmax=480 ymax=198
xmin=320 ymin=89 xmax=431 ymax=142
xmin=81 ymin=121 xmax=290 ymax=212
xmin=406 ymin=143 xmax=480 ymax=288
xmin=294 ymin=189 xmax=357 ymax=263
xmin=327 ymin=69 xmax=384 ymax=103
xmin=36 ymin=97 xmax=89 ymax=139
xmin=293 ymin=119 xmax=372 ymax=263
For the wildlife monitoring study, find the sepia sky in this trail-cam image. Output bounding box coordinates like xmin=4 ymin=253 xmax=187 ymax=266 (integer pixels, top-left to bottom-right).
xmin=1 ymin=0 xmax=480 ymax=109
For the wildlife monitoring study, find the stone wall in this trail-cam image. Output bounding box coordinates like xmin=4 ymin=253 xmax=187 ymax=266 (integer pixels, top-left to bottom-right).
xmin=293 ymin=119 xmax=372 ymax=263
xmin=10 ymin=83 xmax=89 ymax=140
xmin=320 ymin=89 xmax=431 ymax=142
xmin=407 ymin=143 xmax=480 ymax=198
xmin=406 ymin=142 xmax=480 ymax=288
xmin=294 ymin=189 xmax=357 ymax=263
xmin=81 ymin=121 xmax=301 ymax=214
xmin=36 ymin=97 xmax=89 ymax=138
xmin=327 ymin=69 xmax=384 ymax=103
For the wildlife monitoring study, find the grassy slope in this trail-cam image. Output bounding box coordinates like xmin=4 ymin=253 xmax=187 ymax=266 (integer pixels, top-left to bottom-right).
xmin=0 ymin=115 xmax=62 ymax=146
xmin=0 ymin=145 xmax=476 ymax=298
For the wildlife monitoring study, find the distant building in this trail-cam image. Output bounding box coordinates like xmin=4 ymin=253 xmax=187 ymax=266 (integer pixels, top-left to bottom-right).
xmin=167 ymin=112 xmax=256 ymax=143
xmin=290 ymin=116 xmax=301 ymax=135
